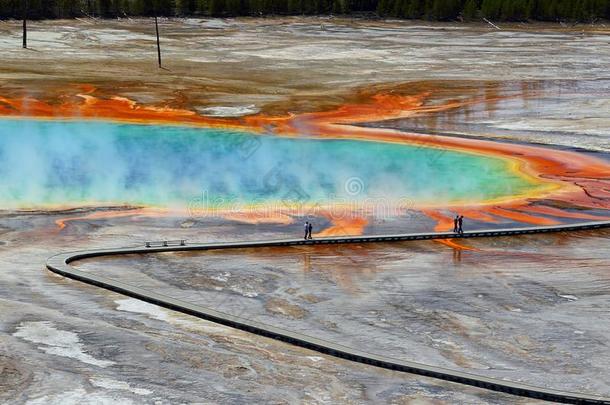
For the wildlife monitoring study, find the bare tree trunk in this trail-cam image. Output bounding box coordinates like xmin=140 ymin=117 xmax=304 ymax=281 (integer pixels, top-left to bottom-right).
xmin=22 ymin=0 xmax=28 ymax=49
xmin=155 ymin=16 xmax=162 ymax=68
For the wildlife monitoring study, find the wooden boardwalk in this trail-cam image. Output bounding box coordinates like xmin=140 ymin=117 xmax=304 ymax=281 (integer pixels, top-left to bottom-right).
xmin=47 ymin=221 xmax=610 ymax=404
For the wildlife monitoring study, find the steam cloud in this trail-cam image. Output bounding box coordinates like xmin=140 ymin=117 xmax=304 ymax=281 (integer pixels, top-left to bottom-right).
xmin=0 ymin=118 xmax=530 ymax=209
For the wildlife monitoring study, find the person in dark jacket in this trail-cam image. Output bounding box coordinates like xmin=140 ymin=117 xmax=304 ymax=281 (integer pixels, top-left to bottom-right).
xmin=308 ymin=222 xmax=313 ymax=239
xmin=453 ymin=215 xmax=459 ymax=233
xmin=458 ymin=215 xmax=464 ymax=234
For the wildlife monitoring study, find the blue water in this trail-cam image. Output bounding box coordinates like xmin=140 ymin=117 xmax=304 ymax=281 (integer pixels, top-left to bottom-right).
xmin=0 ymin=119 xmax=538 ymax=208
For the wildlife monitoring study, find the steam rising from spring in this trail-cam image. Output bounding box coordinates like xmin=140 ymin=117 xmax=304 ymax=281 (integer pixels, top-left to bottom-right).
xmin=0 ymin=119 xmax=536 ymax=210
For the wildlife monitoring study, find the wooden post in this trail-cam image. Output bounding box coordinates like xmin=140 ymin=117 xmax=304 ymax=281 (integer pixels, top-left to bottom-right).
xmin=155 ymin=16 xmax=162 ymax=68
xmin=22 ymin=0 xmax=28 ymax=48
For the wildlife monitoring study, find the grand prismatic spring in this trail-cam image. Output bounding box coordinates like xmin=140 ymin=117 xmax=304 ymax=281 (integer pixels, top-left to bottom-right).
xmin=0 ymin=119 xmax=542 ymax=208
xmin=0 ymin=17 xmax=610 ymax=404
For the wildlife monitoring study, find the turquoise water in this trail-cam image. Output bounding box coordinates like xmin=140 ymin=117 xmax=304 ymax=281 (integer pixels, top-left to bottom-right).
xmin=0 ymin=119 xmax=538 ymax=208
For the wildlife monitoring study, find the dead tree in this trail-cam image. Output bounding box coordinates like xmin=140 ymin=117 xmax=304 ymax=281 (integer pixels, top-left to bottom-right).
xmin=22 ymin=0 xmax=28 ymax=48
xmin=155 ymin=16 xmax=162 ymax=68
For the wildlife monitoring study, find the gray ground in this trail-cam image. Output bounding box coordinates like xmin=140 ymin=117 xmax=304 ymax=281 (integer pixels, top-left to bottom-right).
xmin=1 ymin=214 xmax=546 ymax=405
xmin=0 ymin=17 xmax=608 ymax=119
xmin=74 ymin=228 xmax=610 ymax=399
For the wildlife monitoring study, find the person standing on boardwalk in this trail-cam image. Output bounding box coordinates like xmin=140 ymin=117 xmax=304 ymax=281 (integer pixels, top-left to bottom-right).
xmin=458 ymin=215 xmax=464 ymax=234
xmin=453 ymin=215 xmax=459 ymax=233
xmin=304 ymin=221 xmax=309 ymax=239
xmin=308 ymin=222 xmax=313 ymax=239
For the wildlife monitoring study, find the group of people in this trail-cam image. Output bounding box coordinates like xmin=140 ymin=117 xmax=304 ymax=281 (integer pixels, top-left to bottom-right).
xmin=453 ymin=215 xmax=464 ymax=234
xmin=301 ymin=216 xmax=463 ymax=239
xmin=304 ymin=221 xmax=313 ymax=239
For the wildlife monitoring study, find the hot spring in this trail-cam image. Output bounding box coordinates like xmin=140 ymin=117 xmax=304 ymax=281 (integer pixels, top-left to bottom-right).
xmin=0 ymin=119 xmax=543 ymax=209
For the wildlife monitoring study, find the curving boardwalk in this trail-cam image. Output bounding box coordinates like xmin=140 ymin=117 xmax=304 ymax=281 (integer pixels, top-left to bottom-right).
xmin=47 ymin=221 xmax=610 ymax=404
